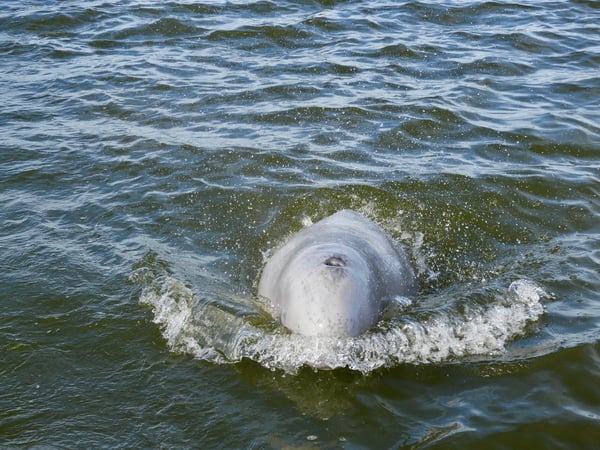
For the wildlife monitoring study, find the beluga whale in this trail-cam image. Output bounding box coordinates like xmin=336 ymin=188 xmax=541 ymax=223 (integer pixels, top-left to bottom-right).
xmin=258 ymin=210 xmax=416 ymax=337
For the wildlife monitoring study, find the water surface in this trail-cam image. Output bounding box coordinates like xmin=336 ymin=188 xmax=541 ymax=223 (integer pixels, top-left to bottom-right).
xmin=1 ymin=1 xmax=599 ymax=448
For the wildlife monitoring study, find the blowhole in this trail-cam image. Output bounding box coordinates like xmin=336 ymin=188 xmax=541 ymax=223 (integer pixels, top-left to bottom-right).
xmin=324 ymin=256 xmax=346 ymax=267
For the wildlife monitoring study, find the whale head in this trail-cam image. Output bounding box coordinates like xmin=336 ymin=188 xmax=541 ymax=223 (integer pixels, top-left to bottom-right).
xmin=275 ymin=244 xmax=381 ymax=337
xmin=258 ymin=210 xmax=416 ymax=338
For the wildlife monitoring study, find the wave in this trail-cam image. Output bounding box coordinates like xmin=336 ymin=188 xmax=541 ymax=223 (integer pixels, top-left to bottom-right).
xmin=131 ymin=266 xmax=547 ymax=374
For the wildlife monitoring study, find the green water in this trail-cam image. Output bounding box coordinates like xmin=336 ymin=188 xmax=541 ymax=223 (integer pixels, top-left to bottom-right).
xmin=1 ymin=1 xmax=599 ymax=448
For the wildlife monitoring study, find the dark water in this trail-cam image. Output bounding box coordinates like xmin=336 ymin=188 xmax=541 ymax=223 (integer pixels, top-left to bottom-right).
xmin=2 ymin=0 xmax=599 ymax=448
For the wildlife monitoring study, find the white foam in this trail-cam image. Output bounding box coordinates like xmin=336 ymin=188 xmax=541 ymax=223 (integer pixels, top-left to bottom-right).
xmin=300 ymin=216 xmax=313 ymax=227
xmin=133 ymin=268 xmax=547 ymax=374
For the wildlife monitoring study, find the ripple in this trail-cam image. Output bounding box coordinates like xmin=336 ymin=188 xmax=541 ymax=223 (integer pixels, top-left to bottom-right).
xmin=1 ymin=0 xmax=599 ymax=445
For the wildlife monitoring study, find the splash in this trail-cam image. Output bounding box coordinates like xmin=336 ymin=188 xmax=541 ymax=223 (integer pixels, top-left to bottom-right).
xmin=132 ymin=267 xmax=547 ymax=374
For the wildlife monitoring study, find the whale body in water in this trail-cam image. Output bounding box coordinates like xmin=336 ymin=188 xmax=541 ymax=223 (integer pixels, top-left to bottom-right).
xmin=258 ymin=210 xmax=416 ymax=337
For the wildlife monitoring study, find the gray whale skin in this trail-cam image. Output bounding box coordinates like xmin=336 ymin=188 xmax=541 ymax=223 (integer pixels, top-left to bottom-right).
xmin=258 ymin=210 xmax=416 ymax=337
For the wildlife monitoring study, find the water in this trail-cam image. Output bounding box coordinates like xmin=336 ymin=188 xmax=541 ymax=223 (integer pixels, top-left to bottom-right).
xmin=1 ymin=0 xmax=599 ymax=447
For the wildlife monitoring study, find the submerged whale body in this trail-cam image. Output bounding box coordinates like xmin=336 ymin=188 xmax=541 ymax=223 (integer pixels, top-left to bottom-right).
xmin=258 ymin=210 xmax=416 ymax=337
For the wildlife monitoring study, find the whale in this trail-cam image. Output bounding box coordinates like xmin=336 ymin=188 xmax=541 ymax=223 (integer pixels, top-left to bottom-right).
xmin=258 ymin=210 xmax=416 ymax=337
